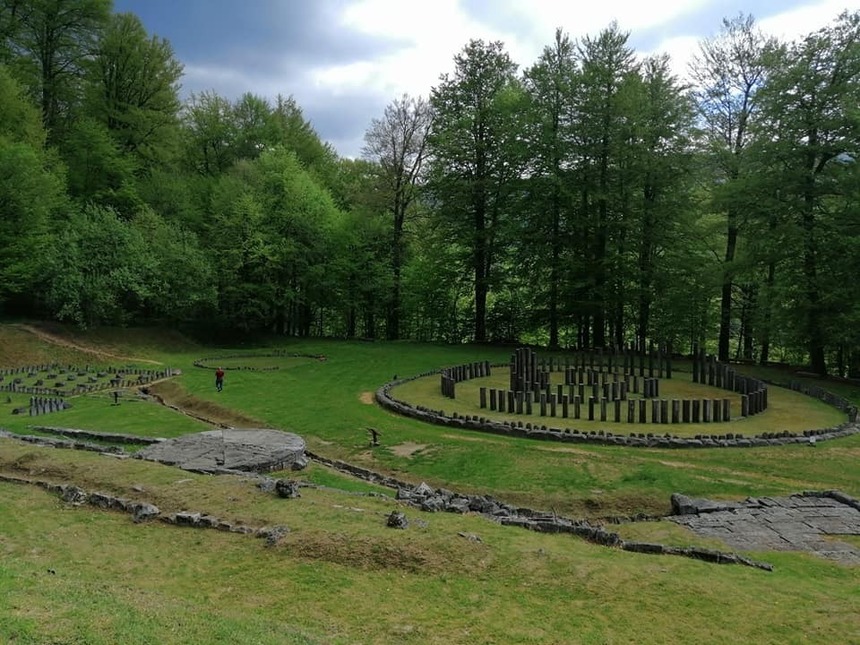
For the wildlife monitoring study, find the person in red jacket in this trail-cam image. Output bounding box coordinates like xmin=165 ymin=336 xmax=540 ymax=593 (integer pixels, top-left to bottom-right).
xmin=215 ymin=367 xmax=225 ymax=392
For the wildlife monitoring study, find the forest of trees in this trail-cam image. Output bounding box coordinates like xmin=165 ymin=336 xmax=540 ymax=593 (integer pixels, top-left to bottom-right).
xmin=1 ymin=1 xmax=859 ymax=375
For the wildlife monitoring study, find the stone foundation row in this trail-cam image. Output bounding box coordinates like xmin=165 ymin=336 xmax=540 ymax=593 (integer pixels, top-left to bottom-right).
xmin=0 ymin=474 xmax=291 ymax=545
xmin=0 ymin=439 xmax=774 ymax=570
xmin=194 ymin=352 xmax=326 ymax=371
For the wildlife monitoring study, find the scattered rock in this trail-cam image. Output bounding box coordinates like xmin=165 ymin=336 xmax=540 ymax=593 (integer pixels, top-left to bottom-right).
xmin=457 ymin=532 xmax=482 ymax=543
xmin=172 ymin=512 xmax=202 ymax=526
xmin=88 ymin=492 xmax=118 ymax=510
xmin=258 ymin=478 xmax=277 ymax=493
xmin=131 ymin=502 xmax=160 ymax=523
xmin=445 ymin=497 xmax=472 ymax=514
xmin=275 ymin=479 xmax=301 ymax=499
xmin=420 ymin=495 xmax=446 ymax=512
xmin=257 ymin=525 xmax=290 ymax=547
xmin=413 ymin=482 xmax=435 ymax=497
xmin=386 ymin=510 xmax=408 ymax=529
xmin=59 ymin=485 xmax=87 ymax=505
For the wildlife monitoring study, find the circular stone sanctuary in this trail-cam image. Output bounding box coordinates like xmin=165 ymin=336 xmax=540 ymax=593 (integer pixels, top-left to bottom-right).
xmin=137 ymin=428 xmax=307 ymax=473
xmin=379 ymin=345 xmax=859 ymax=448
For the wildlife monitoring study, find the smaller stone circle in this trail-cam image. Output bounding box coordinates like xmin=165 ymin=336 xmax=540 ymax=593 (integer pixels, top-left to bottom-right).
xmin=137 ymin=429 xmax=307 ymax=473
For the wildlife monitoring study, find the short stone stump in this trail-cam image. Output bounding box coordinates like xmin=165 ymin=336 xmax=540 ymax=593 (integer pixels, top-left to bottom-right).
xmin=137 ymin=429 xmax=307 ymax=473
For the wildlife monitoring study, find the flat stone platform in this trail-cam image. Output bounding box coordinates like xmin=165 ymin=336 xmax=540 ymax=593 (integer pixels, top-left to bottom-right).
xmin=669 ymin=492 xmax=860 ymax=565
xmin=136 ymin=429 xmax=307 ymax=473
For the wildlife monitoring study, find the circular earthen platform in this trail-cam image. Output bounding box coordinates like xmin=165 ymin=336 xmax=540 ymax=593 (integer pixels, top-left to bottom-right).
xmin=137 ymin=429 xmax=307 ymax=473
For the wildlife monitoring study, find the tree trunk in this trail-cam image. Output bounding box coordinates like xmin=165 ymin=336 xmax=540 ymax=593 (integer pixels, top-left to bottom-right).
xmin=718 ymin=211 xmax=738 ymax=362
xmin=594 ymin=169 xmax=608 ymax=347
xmin=346 ymin=306 xmax=356 ymax=338
xmin=759 ymin=259 xmax=776 ymax=365
xmin=548 ymin=185 xmax=560 ymax=349
xmin=387 ymin=191 xmax=404 ymax=340
xmin=802 ymin=146 xmax=826 ymax=375
xmin=365 ymin=309 xmax=376 ymax=339
xmin=637 ymin=183 xmax=655 ymax=351
xmin=473 ymin=132 xmax=488 ymax=342
xmin=742 ymin=284 xmax=756 ymax=361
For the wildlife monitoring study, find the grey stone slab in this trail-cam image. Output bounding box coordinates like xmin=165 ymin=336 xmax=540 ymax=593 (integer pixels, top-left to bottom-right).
xmin=667 ymin=492 xmax=860 ymax=564
xmin=137 ymin=428 xmax=306 ymax=473
xmin=810 ymin=520 xmax=857 ymax=534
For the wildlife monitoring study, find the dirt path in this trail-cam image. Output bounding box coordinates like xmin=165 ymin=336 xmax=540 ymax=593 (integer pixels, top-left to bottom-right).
xmin=14 ymin=324 xmax=163 ymax=365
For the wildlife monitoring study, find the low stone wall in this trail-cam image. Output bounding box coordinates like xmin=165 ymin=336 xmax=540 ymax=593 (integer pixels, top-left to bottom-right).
xmin=388 ymin=479 xmax=771 ymax=570
xmin=29 ymin=425 xmax=163 ymax=445
xmin=0 ymin=474 xmax=290 ymax=545
xmin=194 ymin=351 xmax=326 ymax=371
xmin=788 ymin=380 xmax=858 ymax=421
xmin=0 ymin=429 xmax=128 ymax=454
xmin=307 ymin=451 xmax=772 ymax=569
xmin=0 ymin=438 xmax=772 ymax=569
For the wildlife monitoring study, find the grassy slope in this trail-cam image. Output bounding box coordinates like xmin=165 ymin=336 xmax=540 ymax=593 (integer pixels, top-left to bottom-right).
xmin=1 ymin=444 xmax=857 ymax=645
xmin=3 ymin=329 xmax=858 ymax=512
xmin=1 ymin=324 xmax=858 ymax=644
xmin=147 ymin=338 xmax=859 ymax=514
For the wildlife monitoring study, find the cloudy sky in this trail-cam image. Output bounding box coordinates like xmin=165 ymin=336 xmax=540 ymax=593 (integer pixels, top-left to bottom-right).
xmin=114 ymin=0 xmax=856 ymax=158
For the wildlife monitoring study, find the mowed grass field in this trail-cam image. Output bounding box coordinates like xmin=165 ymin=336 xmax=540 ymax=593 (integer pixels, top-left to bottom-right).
xmin=0 ymin=324 xmax=858 ymax=644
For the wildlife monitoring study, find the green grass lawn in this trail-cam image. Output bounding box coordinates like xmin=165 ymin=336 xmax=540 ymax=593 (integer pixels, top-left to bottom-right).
xmin=0 ymin=390 xmax=210 ymax=437
xmin=1 ymin=445 xmax=858 ymax=645
xmin=0 ymin=325 xmax=859 ymax=644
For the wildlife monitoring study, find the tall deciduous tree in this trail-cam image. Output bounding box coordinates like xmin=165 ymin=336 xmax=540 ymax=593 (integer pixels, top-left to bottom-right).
xmin=2 ymin=0 xmax=111 ymax=140
xmin=629 ymin=55 xmax=696 ymax=349
xmin=522 ymin=28 xmax=578 ymax=348
xmin=85 ymin=11 xmax=183 ymax=169
xmin=208 ymin=146 xmax=342 ymax=335
xmin=690 ymin=14 xmax=776 ymax=361
xmin=61 ymin=116 xmax=138 ymax=210
xmin=755 ymin=11 xmax=860 ymax=374
xmin=46 ymin=204 xmax=156 ymax=326
xmin=571 ymin=23 xmax=638 ymax=347
xmin=428 ymin=39 xmax=522 ymax=342
xmin=0 ymin=64 xmax=64 ymax=314
xmin=182 ymin=90 xmax=238 ymax=175
xmin=362 ymin=93 xmax=432 ymax=339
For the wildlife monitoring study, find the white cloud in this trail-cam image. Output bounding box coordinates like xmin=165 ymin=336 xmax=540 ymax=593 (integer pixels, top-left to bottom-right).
xmin=301 ymin=0 xmax=855 ymax=155
xmin=313 ymin=0 xmax=509 ymax=99
xmin=310 ymin=0 xmax=718 ymax=103
xmin=644 ymin=1 xmax=857 ymax=84
xmin=758 ymin=0 xmax=857 ymax=42
xmin=508 ymin=0 xmax=712 ymax=41
xmin=644 ymin=35 xmax=702 ymax=82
